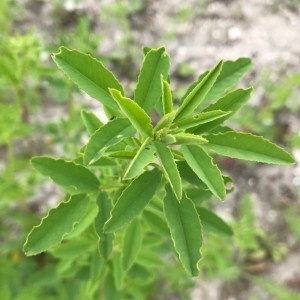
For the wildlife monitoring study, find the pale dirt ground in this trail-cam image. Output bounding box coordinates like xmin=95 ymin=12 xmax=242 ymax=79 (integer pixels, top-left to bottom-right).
xmin=17 ymin=0 xmax=300 ymax=299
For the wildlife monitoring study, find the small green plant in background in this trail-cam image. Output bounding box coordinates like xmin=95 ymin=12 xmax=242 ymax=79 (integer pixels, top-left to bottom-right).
xmin=234 ymin=69 xmax=300 ymax=147
xmin=22 ymin=46 xmax=294 ymax=299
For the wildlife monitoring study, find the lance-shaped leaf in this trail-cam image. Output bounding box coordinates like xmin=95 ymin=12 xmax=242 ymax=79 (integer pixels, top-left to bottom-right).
xmin=50 ymin=238 xmax=93 ymax=260
xmin=110 ymin=89 xmax=153 ymax=138
xmin=174 ymin=110 xmax=231 ymax=130
xmin=108 ymin=150 xmax=136 ymax=159
xmin=176 ymin=161 xmax=207 ymax=189
xmin=52 ymin=47 xmax=122 ymax=112
xmin=134 ymin=47 xmax=170 ymax=112
xmin=136 ymin=249 xmax=163 ymax=268
xmin=204 ymin=57 xmax=252 ymax=101
xmin=95 ymin=192 xmax=114 ymax=260
xmin=175 ymin=60 xmax=223 ymax=121
xmin=161 ymin=134 xmax=177 ymax=145
xmin=161 ymin=75 xmax=173 ymax=114
xmin=197 ymin=207 xmax=233 ymax=237
xmin=84 ymin=118 xmax=133 ymax=164
xmin=24 ymin=194 xmax=89 ymax=255
xmin=186 ymin=188 xmax=213 ymax=205
xmin=123 ymin=137 xmax=156 ymax=180
xmin=171 ymin=132 xmax=208 ymax=145
xmin=154 ymin=111 xmax=176 ymax=132
xmin=81 ymin=109 xmax=103 ymax=135
xmin=143 ymin=207 xmax=170 ymax=236
xmin=31 ymin=157 xmax=99 ymax=194
xmin=104 ymin=169 xmax=162 ymax=232
xmin=202 ymin=131 xmax=295 ymax=164
xmin=112 ymin=253 xmax=125 ymax=290
xmin=191 ymin=88 xmax=252 ymax=134
xmin=122 ymin=218 xmax=143 ymax=271
xmin=181 ymin=145 xmax=226 ymax=200
xmin=164 ymin=186 xmax=202 ymax=276
xmin=67 ymin=204 xmax=98 ymax=241
xmin=104 ymin=270 xmax=122 ymax=300
xmin=66 ymin=200 xmax=99 ymax=239
xmin=154 ymin=141 xmax=182 ymax=201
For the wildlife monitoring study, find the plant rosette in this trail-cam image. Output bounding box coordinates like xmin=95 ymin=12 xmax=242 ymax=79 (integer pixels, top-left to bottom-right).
xmin=24 ymin=46 xmax=294 ymax=298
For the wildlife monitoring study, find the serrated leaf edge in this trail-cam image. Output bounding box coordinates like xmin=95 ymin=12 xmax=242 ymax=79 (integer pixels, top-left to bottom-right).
xmin=23 ymin=195 xmax=87 ymax=256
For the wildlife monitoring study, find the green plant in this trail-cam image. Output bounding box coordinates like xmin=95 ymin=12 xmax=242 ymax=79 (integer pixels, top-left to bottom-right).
xmin=233 ymin=69 xmax=300 ymax=146
xmin=23 ymin=46 xmax=294 ymax=299
xmin=250 ymin=276 xmax=300 ymax=300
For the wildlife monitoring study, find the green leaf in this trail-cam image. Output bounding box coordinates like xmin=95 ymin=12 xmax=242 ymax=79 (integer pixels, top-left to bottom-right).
xmin=154 ymin=111 xmax=176 ymax=132
xmin=24 ymin=194 xmax=89 ymax=255
xmin=134 ymin=47 xmax=170 ymax=112
xmin=174 ymin=110 xmax=231 ymax=130
xmin=50 ymin=239 xmax=93 ymax=259
xmin=105 ymin=137 xmax=136 ymax=153
xmin=52 ymin=47 xmax=123 ymax=112
xmin=164 ymin=186 xmax=202 ymax=276
xmin=197 ymin=207 xmax=233 ymax=236
xmin=31 ymin=157 xmax=99 ymax=194
xmin=110 ymin=89 xmax=153 ymax=138
xmin=66 ymin=200 xmax=99 ymax=239
xmin=172 ymin=132 xmax=208 ymax=145
xmin=104 ymin=271 xmax=123 ymax=300
xmin=161 ymin=76 xmax=173 ymax=114
xmin=202 ymin=131 xmax=295 ymax=164
xmin=95 ymin=192 xmax=114 ymax=259
xmin=90 ymin=157 xmax=116 ymax=167
xmin=186 ymin=188 xmax=213 ymax=205
xmin=112 ymin=254 xmax=125 ymax=290
xmin=204 ymin=57 xmax=252 ymax=101
xmin=84 ymin=118 xmax=133 ymax=164
xmin=104 ymin=169 xmax=162 ymax=232
xmin=181 ymin=145 xmax=226 ymax=200
xmin=176 ymin=161 xmax=207 ymax=189
xmin=81 ymin=109 xmax=103 ymax=135
xmin=123 ymin=137 xmax=156 ymax=180
xmin=191 ymin=88 xmax=252 ymax=134
xmin=136 ymin=249 xmax=163 ymax=268
xmin=107 ymin=150 xmax=136 ymax=159
xmin=122 ymin=218 xmax=143 ymax=271
xmin=161 ymin=134 xmax=177 ymax=145
xmin=154 ymin=141 xmax=182 ymax=200
xmin=175 ymin=60 xmax=223 ymax=121
xmin=143 ymin=207 xmax=170 ymax=236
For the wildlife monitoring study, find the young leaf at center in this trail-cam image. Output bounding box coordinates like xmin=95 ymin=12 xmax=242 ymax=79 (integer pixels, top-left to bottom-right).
xmin=134 ymin=47 xmax=170 ymax=113
xmin=110 ymin=88 xmax=153 ymax=138
xmin=123 ymin=137 xmax=156 ymax=180
xmin=175 ymin=60 xmax=223 ymax=121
